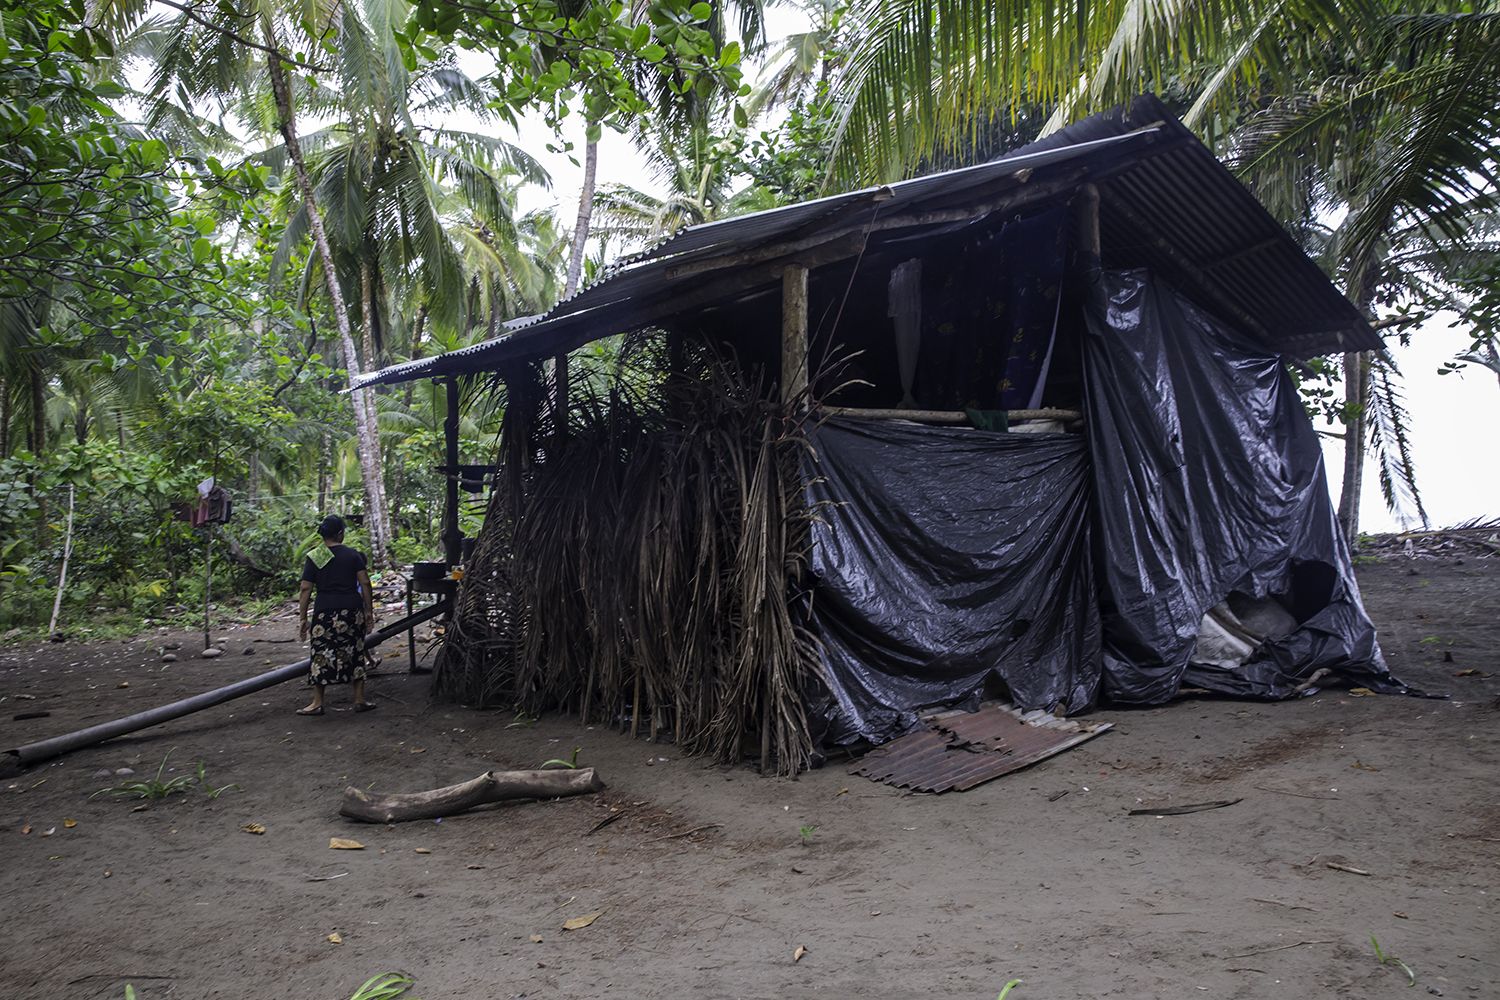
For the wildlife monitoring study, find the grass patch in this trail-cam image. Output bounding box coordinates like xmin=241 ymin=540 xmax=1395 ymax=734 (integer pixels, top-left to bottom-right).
xmin=90 ymin=749 xmax=239 ymax=802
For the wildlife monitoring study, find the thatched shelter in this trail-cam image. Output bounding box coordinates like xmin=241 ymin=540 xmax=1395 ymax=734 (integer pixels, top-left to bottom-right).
xmin=357 ymin=95 xmax=1405 ymax=776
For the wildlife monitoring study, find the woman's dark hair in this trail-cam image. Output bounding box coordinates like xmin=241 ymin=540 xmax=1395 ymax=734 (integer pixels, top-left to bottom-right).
xmin=317 ymin=515 xmax=346 ymax=540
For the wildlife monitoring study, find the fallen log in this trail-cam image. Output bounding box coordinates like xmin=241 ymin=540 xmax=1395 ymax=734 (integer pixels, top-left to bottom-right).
xmin=339 ymin=767 xmax=606 ymax=823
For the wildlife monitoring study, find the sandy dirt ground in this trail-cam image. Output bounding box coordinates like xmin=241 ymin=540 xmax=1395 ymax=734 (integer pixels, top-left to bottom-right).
xmin=1 ymin=554 xmax=1496 ymax=1000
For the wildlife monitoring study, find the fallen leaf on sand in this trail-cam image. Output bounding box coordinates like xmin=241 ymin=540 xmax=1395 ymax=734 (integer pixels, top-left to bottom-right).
xmin=793 ymin=945 xmax=808 ymax=963
xmin=414 ymin=847 xmax=431 ymax=854
xmin=529 ymin=935 xmax=543 ymax=943
xmin=562 ymin=911 xmax=603 ymax=931
xmin=63 ymin=818 xmax=77 ymax=829
xmin=131 ymin=804 xmax=149 ymax=813
xmin=117 ymin=681 xmax=129 ymax=689
xmin=409 ymin=747 xmax=426 ymax=754
xmin=1347 ymin=687 xmax=1374 ymax=697
xmin=327 ymin=932 xmax=343 ymax=945
xmin=1454 ymin=668 xmax=1486 ymax=678
xmin=20 ymin=824 xmax=31 ymax=835
xmin=39 ymin=827 xmax=55 ymax=837
xmin=242 ymin=823 xmax=266 ymax=835
xmin=329 ymin=837 xmax=365 ymax=850
xmin=466 ymin=864 xmax=485 ymax=870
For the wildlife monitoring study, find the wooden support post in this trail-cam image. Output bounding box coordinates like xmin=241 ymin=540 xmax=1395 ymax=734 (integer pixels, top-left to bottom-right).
xmin=202 ymin=527 xmax=212 ymax=651
xmin=442 ymin=375 xmax=461 ymax=567
xmin=1076 ymin=182 xmax=1101 ymax=264
xmin=781 ymin=264 xmax=809 ymax=405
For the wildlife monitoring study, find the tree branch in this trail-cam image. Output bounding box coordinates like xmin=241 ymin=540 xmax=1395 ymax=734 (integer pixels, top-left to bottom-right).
xmin=137 ymin=0 xmax=330 ymax=73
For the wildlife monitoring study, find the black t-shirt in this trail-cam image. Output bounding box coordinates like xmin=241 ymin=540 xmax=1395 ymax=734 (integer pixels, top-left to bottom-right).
xmin=301 ymin=545 xmax=368 ymax=612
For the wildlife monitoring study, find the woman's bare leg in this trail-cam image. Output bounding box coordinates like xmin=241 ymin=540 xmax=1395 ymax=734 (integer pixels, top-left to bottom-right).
xmin=299 ymin=684 xmax=325 ymax=714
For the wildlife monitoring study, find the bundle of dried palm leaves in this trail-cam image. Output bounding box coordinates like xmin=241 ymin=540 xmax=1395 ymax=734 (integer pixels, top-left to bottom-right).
xmin=435 ymin=337 xmax=823 ymax=775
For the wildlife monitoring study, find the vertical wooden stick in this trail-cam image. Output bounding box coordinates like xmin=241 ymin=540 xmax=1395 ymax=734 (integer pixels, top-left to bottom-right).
xmin=46 ymin=484 xmax=74 ymax=637
xmin=442 ymin=375 xmax=462 ymax=567
xmin=202 ymin=527 xmax=212 ymax=651
xmin=760 ymin=666 xmax=773 ymax=775
xmin=629 ymin=670 xmax=641 ymax=740
xmin=1075 ymin=182 xmax=1101 ymax=262
xmin=781 ymin=264 xmax=810 ymax=405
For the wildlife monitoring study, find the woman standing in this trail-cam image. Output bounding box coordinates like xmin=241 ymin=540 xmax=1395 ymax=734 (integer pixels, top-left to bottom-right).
xmin=297 ymin=515 xmax=376 ymax=715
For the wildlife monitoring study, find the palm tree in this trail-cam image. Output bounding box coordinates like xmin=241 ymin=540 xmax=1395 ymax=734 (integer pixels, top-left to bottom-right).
xmin=135 ymin=0 xmax=552 ymax=564
xmin=123 ymin=0 xmax=398 ymax=562
xmin=1227 ymin=6 xmax=1500 ymax=537
xmin=593 ymin=127 xmax=776 ymax=245
xmin=264 ymin=0 xmax=548 ymax=357
xmin=825 ymin=0 xmax=1368 ymax=186
xmin=746 ymin=0 xmax=844 ymax=118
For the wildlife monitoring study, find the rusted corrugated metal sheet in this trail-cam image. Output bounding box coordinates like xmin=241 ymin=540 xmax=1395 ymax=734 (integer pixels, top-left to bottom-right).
xmin=851 ymin=703 xmax=1111 ymax=794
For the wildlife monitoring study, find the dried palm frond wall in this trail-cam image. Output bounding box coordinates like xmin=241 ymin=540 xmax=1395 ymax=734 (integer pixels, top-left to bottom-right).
xmin=434 ymin=336 xmax=825 ymax=775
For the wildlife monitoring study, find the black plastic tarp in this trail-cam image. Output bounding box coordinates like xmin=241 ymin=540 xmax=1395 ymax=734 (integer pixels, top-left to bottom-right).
xmin=804 ymin=268 xmax=1402 ymax=747
xmin=1082 ymin=269 xmax=1401 ymax=702
xmin=805 ymin=419 xmax=1100 ymax=746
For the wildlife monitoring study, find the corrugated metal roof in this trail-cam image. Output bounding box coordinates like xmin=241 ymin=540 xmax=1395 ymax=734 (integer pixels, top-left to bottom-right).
xmin=356 ymin=95 xmax=1377 ymax=389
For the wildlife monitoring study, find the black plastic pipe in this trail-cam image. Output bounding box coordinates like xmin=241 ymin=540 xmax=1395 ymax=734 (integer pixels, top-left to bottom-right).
xmin=5 ymin=600 xmax=451 ymax=768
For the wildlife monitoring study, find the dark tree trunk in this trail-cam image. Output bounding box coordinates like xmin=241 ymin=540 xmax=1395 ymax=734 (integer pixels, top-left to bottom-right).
xmin=28 ymin=368 xmax=45 ymax=456
xmin=1 ymin=376 xmax=10 ymax=460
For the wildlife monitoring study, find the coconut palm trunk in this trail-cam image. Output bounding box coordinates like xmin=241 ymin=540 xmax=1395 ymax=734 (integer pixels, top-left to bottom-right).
xmin=554 ymin=130 xmax=598 ymax=432
xmin=564 ymin=134 xmax=598 ymax=298
xmin=264 ymin=34 xmax=390 ymax=566
xmin=357 ymin=259 xmax=388 ymax=520
xmin=1337 ymin=350 xmax=1368 ymax=545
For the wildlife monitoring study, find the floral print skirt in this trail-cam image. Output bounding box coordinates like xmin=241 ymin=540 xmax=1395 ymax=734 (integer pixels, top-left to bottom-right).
xmin=308 ymin=607 xmax=370 ymax=686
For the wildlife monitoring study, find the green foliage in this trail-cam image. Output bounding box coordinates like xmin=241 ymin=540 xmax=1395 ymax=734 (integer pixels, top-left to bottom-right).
xmin=744 ymin=90 xmax=837 ymax=203
xmin=539 ymin=746 xmax=582 ymax=769
xmin=402 ymin=0 xmax=750 ymax=137
xmin=89 ymin=749 xmax=239 ymax=801
xmin=798 ymin=823 xmax=816 ymax=844
xmin=1370 ymin=934 xmax=1416 ymax=986
xmin=348 ymin=972 xmax=419 ymax=1000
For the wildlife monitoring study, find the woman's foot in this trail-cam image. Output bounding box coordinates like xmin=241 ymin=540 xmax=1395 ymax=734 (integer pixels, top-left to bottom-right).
xmin=296 ymin=704 xmax=324 ymax=716
xmin=353 ymin=702 xmax=378 ymax=713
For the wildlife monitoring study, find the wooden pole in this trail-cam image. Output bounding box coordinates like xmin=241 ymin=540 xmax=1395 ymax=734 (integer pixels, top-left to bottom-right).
xmin=822 ymin=406 xmax=1082 ymax=424
xmin=1076 ymin=182 xmax=1101 ymax=263
xmin=46 ymin=484 xmax=74 ymax=637
xmin=202 ymin=526 xmax=212 ymax=651
xmin=781 ymin=265 xmax=809 ymax=405
xmin=442 ymin=375 xmax=461 ymax=567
